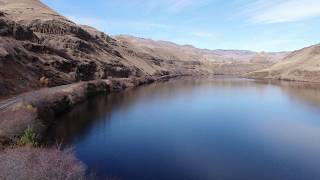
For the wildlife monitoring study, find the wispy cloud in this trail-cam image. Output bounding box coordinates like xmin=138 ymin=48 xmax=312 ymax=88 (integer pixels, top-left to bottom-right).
xmin=242 ymin=0 xmax=320 ymax=24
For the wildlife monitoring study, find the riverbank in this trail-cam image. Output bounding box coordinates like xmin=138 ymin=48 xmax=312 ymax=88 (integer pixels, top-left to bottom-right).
xmin=0 ymin=75 xmax=179 ymax=147
xmin=0 ymin=74 xmax=182 ymax=180
xmin=244 ymin=72 xmax=320 ymax=84
xmin=3 ymin=73 xmax=318 ymax=147
xmin=39 ymin=77 xmax=320 ymax=179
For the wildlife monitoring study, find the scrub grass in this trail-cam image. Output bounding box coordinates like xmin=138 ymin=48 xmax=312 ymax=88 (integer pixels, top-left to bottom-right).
xmin=0 ymin=146 xmax=86 ymax=180
xmin=20 ymin=127 xmax=39 ymax=147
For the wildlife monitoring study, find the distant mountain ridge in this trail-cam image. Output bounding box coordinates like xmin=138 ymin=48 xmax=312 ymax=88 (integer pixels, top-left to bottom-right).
xmin=115 ymin=35 xmax=288 ymax=75
xmin=115 ymin=35 xmax=288 ymax=63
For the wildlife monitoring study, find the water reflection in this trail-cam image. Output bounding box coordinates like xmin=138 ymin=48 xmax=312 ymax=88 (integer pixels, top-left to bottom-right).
xmin=50 ymin=77 xmax=270 ymax=143
xmin=49 ymin=77 xmax=320 ymax=180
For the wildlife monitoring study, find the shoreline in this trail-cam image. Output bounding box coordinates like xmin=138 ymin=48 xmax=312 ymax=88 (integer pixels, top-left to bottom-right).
xmin=2 ymin=75 xmax=320 ymax=179
xmin=0 ymin=74 xmax=181 ymax=147
xmin=244 ymin=76 xmax=320 ymax=84
xmin=3 ymin=73 xmax=320 ymax=147
xmin=2 ymin=74 xmax=320 ymax=147
xmin=0 ymin=74 xmax=198 ymax=179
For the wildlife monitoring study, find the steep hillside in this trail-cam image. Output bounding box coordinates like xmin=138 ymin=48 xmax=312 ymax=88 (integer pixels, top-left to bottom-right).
xmin=246 ymin=44 xmax=320 ymax=82
xmin=115 ymin=35 xmax=287 ymax=62
xmin=0 ymin=0 xmax=213 ymax=97
xmin=115 ymin=35 xmax=287 ymax=75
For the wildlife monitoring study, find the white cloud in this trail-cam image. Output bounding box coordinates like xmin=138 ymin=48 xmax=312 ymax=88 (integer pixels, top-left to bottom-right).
xmin=242 ymin=0 xmax=320 ymax=24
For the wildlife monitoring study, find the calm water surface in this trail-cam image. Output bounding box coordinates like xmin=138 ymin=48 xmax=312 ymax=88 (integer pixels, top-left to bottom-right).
xmin=51 ymin=77 xmax=320 ymax=180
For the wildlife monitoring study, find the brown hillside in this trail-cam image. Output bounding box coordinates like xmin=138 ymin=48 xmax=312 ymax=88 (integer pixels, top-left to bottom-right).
xmin=0 ymin=0 xmax=287 ymax=96
xmin=246 ymin=44 xmax=320 ymax=82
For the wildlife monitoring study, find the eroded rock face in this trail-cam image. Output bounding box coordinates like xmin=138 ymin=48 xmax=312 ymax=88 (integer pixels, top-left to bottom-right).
xmin=75 ymin=62 xmax=97 ymax=81
xmin=103 ymin=64 xmax=132 ymax=78
xmin=0 ymin=18 xmax=36 ymax=41
xmin=29 ymin=20 xmax=94 ymax=41
xmin=54 ymin=59 xmax=76 ymax=73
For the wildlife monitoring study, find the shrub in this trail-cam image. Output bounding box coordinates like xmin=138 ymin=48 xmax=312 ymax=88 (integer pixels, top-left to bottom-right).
xmin=15 ymin=103 xmax=37 ymax=112
xmin=20 ymin=127 xmax=39 ymax=147
xmin=25 ymin=104 xmax=37 ymax=112
xmin=0 ymin=146 xmax=86 ymax=180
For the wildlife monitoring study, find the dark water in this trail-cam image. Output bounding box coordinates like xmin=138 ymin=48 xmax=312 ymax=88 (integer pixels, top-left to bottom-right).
xmin=50 ymin=77 xmax=320 ymax=180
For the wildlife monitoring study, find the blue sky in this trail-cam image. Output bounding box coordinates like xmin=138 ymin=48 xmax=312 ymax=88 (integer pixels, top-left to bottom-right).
xmin=43 ymin=0 xmax=320 ymax=52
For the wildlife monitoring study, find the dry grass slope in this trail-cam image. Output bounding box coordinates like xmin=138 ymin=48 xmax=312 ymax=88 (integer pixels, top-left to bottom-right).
xmin=246 ymin=44 xmax=320 ymax=82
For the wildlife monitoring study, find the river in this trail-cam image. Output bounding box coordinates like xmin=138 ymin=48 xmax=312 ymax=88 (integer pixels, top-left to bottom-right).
xmin=49 ymin=77 xmax=320 ymax=180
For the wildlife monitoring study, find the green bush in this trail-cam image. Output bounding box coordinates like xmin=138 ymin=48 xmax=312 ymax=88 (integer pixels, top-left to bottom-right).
xmin=20 ymin=127 xmax=39 ymax=147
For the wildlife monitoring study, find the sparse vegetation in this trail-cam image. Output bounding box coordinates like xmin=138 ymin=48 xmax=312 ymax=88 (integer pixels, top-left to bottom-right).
xmin=25 ymin=104 xmax=37 ymax=112
xmin=20 ymin=127 xmax=39 ymax=147
xmin=0 ymin=146 xmax=86 ymax=180
xmin=15 ymin=103 xmax=38 ymax=112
